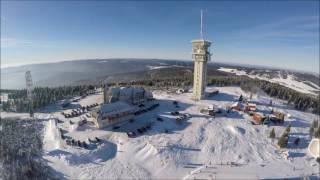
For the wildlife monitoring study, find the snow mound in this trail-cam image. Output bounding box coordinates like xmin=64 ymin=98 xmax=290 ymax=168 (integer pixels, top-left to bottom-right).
xmin=64 ymin=141 xmax=117 ymax=165
xmin=69 ymin=124 xmax=78 ymax=132
xmin=226 ymin=125 xmax=246 ymax=135
xmin=135 ymin=143 xmax=159 ymax=161
xmin=44 ymin=119 xmax=62 ymax=151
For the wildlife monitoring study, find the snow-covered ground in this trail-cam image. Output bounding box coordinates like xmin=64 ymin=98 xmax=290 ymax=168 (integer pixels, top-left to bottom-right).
xmin=218 ymin=67 xmax=320 ymax=96
xmin=147 ymin=65 xmax=169 ymax=70
xmin=2 ymin=87 xmax=319 ymax=179
xmin=147 ymin=65 xmax=187 ymax=70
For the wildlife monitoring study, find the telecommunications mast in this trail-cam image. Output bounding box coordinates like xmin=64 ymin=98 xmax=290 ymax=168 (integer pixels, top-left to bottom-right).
xmin=25 ymin=71 xmax=34 ymax=117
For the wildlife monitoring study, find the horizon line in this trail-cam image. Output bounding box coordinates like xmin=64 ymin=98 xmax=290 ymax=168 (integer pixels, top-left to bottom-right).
xmin=1 ymin=57 xmax=319 ymax=75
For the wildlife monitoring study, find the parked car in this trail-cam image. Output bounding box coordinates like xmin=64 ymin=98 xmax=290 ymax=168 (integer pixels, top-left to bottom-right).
xmin=66 ymin=139 xmax=72 ymax=145
xmin=146 ymin=124 xmax=151 ymax=129
xmin=78 ymin=119 xmax=87 ymax=126
xmin=137 ymin=129 xmax=143 ymax=134
xmin=95 ymin=137 xmax=101 ymax=142
xmin=77 ymin=140 xmax=82 ymax=147
xmin=127 ymin=131 xmax=136 ymax=138
xmin=171 ymin=111 xmax=179 ymax=116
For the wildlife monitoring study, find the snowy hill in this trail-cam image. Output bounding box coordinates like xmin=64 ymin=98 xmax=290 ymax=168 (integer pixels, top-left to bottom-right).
xmin=218 ymin=67 xmax=320 ymax=96
xmin=3 ymin=86 xmax=316 ymax=179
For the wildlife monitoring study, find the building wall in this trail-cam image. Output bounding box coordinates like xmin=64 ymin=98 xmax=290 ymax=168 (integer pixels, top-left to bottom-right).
xmin=107 ymin=86 xmax=151 ymax=105
xmin=96 ymin=113 xmax=134 ymax=128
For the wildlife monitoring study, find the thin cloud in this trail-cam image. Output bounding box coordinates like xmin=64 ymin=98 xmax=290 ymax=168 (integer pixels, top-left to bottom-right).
xmin=231 ymin=15 xmax=319 ymax=40
xmin=1 ymin=38 xmax=33 ymax=48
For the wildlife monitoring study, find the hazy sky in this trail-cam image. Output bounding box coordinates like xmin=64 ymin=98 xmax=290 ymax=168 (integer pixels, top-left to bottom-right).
xmin=1 ymin=1 xmax=319 ymax=73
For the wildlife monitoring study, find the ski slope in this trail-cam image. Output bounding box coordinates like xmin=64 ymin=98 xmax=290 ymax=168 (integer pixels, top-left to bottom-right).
xmin=218 ymin=67 xmax=320 ymax=96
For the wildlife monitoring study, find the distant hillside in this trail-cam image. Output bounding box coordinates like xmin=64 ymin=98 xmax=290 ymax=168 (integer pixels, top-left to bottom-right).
xmin=217 ymin=67 xmax=320 ymax=96
xmin=1 ymin=59 xmax=174 ymax=89
xmin=1 ymin=59 xmax=319 ymax=96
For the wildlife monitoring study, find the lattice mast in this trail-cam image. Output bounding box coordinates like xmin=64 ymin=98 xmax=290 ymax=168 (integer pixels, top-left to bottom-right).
xmin=103 ymin=79 xmax=109 ymax=104
xmin=25 ymin=71 xmax=34 ymax=117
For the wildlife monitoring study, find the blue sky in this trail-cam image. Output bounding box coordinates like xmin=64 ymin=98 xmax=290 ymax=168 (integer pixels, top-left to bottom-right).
xmin=1 ymin=1 xmax=319 ymax=73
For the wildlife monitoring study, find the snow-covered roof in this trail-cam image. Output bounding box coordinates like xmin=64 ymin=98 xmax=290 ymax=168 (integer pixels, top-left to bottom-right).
xmin=231 ymin=102 xmax=240 ymax=107
xmin=110 ymin=87 xmax=120 ymax=96
xmin=207 ymin=89 xmax=219 ymax=93
xmin=254 ymin=112 xmax=264 ymax=117
xmin=191 ymin=39 xmax=211 ymax=43
xmin=120 ymin=87 xmax=133 ymax=96
xmin=100 ymin=101 xmax=134 ymax=114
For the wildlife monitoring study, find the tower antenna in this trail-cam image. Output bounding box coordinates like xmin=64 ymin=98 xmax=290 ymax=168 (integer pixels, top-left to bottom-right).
xmin=200 ymin=9 xmax=203 ymax=40
xmin=25 ymin=71 xmax=34 ymax=117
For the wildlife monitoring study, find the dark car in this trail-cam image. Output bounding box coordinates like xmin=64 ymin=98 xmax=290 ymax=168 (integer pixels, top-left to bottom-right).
xmin=82 ymin=141 xmax=88 ymax=149
xmin=127 ymin=131 xmax=136 ymax=138
xmin=66 ymin=139 xmax=72 ymax=145
xmin=171 ymin=111 xmax=179 ymax=116
xmin=78 ymin=119 xmax=87 ymax=126
xmin=137 ymin=129 xmax=143 ymax=134
xmin=113 ymin=126 xmax=120 ymax=130
xmin=77 ymin=140 xmax=82 ymax=147
xmin=157 ymin=117 xmax=163 ymax=122
xmin=95 ymin=137 xmax=101 ymax=142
